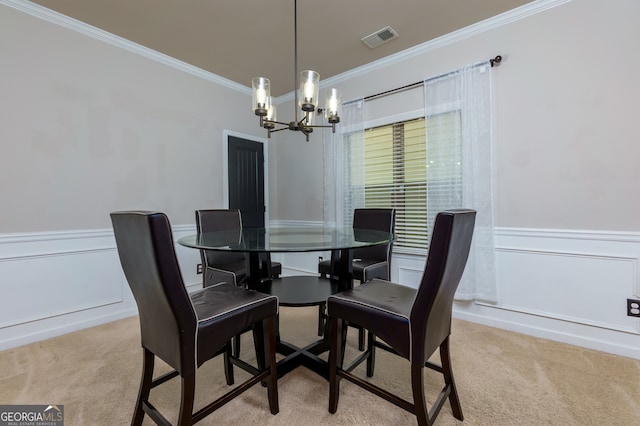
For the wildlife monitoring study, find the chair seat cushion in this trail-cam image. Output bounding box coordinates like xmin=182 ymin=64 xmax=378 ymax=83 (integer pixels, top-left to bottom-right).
xmin=191 ymin=283 xmax=278 ymax=366
xmin=205 ymin=260 xmax=248 ymax=286
xmin=319 ymin=259 xmax=388 ymax=282
xmin=353 ymin=259 xmax=388 ymax=282
xmin=327 ymin=279 xmax=416 ymax=359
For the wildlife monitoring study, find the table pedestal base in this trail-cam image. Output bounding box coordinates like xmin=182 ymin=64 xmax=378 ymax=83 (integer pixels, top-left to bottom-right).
xmin=275 ymin=338 xmax=330 ymax=378
xmin=253 ymin=276 xmax=340 ymax=379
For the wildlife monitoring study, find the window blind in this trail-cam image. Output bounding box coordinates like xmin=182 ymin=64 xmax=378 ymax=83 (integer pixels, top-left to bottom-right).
xmin=362 ymin=118 xmax=428 ymax=249
xmin=350 ymin=112 xmax=462 ymax=251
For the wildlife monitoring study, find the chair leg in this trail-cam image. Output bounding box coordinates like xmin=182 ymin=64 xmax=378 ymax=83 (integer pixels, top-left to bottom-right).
xmin=357 ymin=326 xmax=365 ymax=351
xmin=317 ymin=303 xmax=326 ymax=336
xmin=275 ymin=312 xmax=281 ymax=344
xmin=263 ymin=316 xmax=279 ymax=414
xmin=177 ymin=374 xmax=196 ymax=426
xmin=252 ymin=325 xmax=266 ymax=372
xmin=328 ymin=317 xmax=344 ymax=414
xmin=365 ymin=331 xmax=376 ymax=378
xmin=132 ymin=348 xmax=154 ymax=426
xmin=440 ymin=337 xmax=464 ymax=421
xmin=223 ymin=341 xmax=234 ymax=385
xmin=233 ymin=334 xmax=241 ymax=357
xmin=410 ymin=362 xmax=430 ymax=426
xmin=340 ymin=320 xmax=348 ymax=366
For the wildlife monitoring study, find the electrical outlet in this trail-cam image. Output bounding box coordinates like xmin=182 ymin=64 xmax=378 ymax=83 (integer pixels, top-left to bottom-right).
xmin=627 ymin=298 xmax=640 ymax=317
xmin=196 ymin=263 xmax=203 ymax=274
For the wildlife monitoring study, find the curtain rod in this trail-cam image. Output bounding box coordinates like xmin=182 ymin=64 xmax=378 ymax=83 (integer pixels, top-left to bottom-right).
xmin=363 ymin=55 xmax=502 ymax=102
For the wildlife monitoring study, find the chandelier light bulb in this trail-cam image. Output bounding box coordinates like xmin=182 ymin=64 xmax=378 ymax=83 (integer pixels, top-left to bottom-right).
xmin=252 ymin=77 xmax=270 ymax=116
xmin=299 ymin=70 xmax=319 ymax=111
xmin=325 ymin=88 xmax=341 ymax=123
xmin=328 ymin=97 xmax=338 ymax=112
xmin=256 ymin=88 xmax=267 ymax=105
xmin=265 ymin=97 xmax=276 ymax=121
xmin=303 ymin=82 xmax=314 ymax=102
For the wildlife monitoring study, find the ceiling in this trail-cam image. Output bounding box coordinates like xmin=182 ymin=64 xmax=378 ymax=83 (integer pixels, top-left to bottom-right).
xmin=28 ymin=0 xmax=534 ymax=97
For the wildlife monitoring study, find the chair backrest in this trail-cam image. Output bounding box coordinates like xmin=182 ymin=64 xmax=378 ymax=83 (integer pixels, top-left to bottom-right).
xmin=410 ymin=209 xmax=476 ymax=363
xmin=195 ymin=209 xmax=247 ymax=266
xmin=352 ymin=208 xmax=396 ymax=263
xmin=110 ymin=211 xmax=197 ymax=376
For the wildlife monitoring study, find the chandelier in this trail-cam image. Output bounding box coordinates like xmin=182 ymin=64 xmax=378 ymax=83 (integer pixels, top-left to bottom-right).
xmin=252 ymin=0 xmax=341 ymax=142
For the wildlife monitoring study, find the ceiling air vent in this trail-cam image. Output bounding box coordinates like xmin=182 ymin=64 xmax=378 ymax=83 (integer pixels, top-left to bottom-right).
xmin=361 ymin=26 xmax=398 ymax=48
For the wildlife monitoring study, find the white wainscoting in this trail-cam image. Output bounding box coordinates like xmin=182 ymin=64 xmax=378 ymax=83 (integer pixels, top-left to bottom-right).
xmin=273 ymin=223 xmax=640 ymax=359
xmin=0 ymin=225 xmax=201 ymax=351
xmin=2 ymin=224 xmax=640 ymax=359
xmin=456 ymin=228 xmax=640 ymax=359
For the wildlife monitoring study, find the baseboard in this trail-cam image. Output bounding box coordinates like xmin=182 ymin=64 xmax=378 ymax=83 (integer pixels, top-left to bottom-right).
xmin=2 ymin=225 xmax=639 ymax=360
xmin=0 ymin=306 xmax=138 ymax=351
xmin=453 ymin=302 xmax=640 ymax=360
xmin=457 ymin=227 xmax=640 ymax=359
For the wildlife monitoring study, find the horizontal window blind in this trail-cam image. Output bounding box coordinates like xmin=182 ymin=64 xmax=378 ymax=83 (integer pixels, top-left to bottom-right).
xmin=363 ymin=118 xmax=428 ymax=249
xmin=350 ymin=112 xmax=462 ymax=250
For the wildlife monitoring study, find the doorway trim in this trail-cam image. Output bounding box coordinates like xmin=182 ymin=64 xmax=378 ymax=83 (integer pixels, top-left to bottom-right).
xmin=222 ymin=129 xmax=270 ymax=225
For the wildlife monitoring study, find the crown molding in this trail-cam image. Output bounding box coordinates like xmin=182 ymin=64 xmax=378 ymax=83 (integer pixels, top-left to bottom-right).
xmin=279 ymin=0 xmax=572 ymax=103
xmin=0 ymin=0 xmax=251 ymax=95
xmin=3 ymin=0 xmax=569 ymax=101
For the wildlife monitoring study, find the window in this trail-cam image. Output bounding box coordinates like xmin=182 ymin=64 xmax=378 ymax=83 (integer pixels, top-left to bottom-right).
xmin=327 ymin=64 xmax=495 ymax=299
xmin=352 ymin=112 xmax=461 ymax=251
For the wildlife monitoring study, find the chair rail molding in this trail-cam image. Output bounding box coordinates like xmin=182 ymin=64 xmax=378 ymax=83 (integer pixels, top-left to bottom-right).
xmin=2 ymin=224 xmax=639 ymax=359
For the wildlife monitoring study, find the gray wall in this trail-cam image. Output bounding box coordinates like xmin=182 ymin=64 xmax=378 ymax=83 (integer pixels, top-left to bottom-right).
xmin=0 ymin=3 xmax=262 ymax=232
xmin=5 ymin=0 xmax=636 ymax=233
xmin=270 ymin=0 xmax=640 ymax=231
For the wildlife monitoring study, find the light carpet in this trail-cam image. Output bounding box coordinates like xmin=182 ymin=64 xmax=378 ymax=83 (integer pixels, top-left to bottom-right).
xmin=1 ymin=306 xmax=639 ymax=425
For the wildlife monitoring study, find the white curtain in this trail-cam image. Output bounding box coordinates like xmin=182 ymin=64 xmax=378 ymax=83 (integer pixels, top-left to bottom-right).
xmin=424 ymin=62 xmax=496 ymax=302
xmin=323 ymin=98 xmax=365 ymax=227
xmin=323 ymin=64 xmax=496 ymax=302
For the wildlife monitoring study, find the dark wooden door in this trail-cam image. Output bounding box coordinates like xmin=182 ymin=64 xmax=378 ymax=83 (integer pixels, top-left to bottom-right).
xmin=228 ymin=135 xmax=265 ymax=228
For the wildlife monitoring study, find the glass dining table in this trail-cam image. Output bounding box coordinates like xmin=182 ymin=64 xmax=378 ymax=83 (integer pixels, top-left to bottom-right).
xmin=178 ymin=225 xmax=393 ymax=378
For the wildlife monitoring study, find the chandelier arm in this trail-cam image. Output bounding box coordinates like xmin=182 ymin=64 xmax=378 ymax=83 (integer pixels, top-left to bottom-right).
xmin=301 ymin=127 xmax=310 ymax=142
xmin=296 ymin=114 xmax=309 ymax=127
xmin=266 ymin=119 xmax=291 ymax=127
xmin=269 ymin=126 xmax=290 ymax=134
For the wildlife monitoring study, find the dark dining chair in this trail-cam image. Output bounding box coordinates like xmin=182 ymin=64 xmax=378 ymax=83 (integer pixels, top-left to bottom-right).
xmin=111 ymin=211 xmax=279 ymax=425
xmin=195 ymin=209 xmax=281 ymax=288
xmin=317 ymin=208 xmax=396 ymax=344
xmin=196 ymin=208 xmax=283 ymax=359
xmin=318 ymin=208 xmax=396 ymax=282
xmin=327 ymin=209 xmax=476 ymax=426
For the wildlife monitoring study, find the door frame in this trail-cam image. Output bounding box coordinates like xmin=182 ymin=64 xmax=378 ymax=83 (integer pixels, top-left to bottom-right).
xmin=222 ymin=129 xmax=270 ymax=225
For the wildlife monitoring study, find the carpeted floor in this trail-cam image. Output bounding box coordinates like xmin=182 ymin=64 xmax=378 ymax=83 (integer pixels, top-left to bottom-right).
xmin=1 ymin=306 xmax=639 ymax=425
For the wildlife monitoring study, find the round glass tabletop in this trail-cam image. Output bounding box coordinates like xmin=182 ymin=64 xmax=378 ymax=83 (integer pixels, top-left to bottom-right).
xmin=178 ymin=226 xmax=393 ymax=253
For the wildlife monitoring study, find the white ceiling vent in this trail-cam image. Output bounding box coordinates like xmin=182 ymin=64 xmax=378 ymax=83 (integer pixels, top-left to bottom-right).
xmin=361 ymin=26 xmax=398 ymax=48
